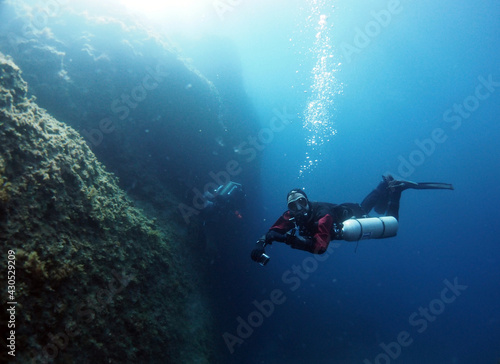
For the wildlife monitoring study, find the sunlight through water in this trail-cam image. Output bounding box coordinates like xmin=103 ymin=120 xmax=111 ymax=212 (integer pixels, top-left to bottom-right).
xmin=299 ymin=1 xmax=342 ymax=177
xmin=117 ymin=0 xmax=214 ymax=34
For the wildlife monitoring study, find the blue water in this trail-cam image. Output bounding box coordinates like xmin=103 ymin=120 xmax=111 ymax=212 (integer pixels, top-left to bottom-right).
xmin=202 ymin=1 xmax=500 ymax=363
xmin=3 ymin=0 xmax=500 ymax=363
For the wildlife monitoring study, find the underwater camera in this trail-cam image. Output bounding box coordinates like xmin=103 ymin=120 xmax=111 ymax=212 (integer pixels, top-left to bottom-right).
xmin=255 ymin=251 xmax=270 ymax=266
xmin=251 ymin=244 xmax=270 ymax=266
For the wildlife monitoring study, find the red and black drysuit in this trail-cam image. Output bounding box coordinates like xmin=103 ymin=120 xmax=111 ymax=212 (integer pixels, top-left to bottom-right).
xmin=252 ymin=177 xmax=411 ymax=260
xmin=253 ymin=176 xmax=453 ymax=261
xmin=262 ymin=202 xmax=366 ymax=254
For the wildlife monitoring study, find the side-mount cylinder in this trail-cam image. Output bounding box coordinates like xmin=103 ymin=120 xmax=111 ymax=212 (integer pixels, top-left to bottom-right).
xmin=341 ymin=216 xmax=398 ymax=241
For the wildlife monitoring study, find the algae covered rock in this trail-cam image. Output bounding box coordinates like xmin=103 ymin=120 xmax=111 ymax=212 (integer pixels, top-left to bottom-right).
xmin=0 ymin=53 xmax=213 ymax=363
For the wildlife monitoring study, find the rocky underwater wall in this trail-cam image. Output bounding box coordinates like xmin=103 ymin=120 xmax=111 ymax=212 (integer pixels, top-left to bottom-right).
xmin=0 ymin=3 xmax=266 ymax=361
xmin=0 ymin=53 xmax=214 ymax=363
xmin=0 ymin=3 xmax=263 ymax=211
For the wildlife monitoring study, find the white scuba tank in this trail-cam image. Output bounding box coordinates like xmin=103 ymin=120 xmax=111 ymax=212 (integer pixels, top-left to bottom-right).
xmin=341 ymin=216 xmax=398 ymax=241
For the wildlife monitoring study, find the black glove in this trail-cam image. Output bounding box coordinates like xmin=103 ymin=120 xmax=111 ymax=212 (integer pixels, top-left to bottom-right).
xmin=285 ymin=231 xmax=296 ymax=245
xmin=265 ymin=230 xmax=286 ymax=244
xmin=251 ymin=248 xmax=265 ymax=262
xmin=286 ymin=234 xmax=315 ymax=252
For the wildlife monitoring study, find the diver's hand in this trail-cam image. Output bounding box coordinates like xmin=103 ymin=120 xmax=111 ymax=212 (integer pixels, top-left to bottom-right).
xmin=284 ymin=232 xmax=315 ymax=250
xmin=285 ymin=232 xmax=301 ymax=246
xmin=251 ymin=248 xmax=265 ymax=262
xmin=285 ymin=231 xmax=303 ymax=246
xmin=265 ymin=230 xmax=286 ymax=244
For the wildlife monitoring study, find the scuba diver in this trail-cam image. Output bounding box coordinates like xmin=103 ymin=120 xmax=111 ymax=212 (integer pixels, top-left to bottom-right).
xmin=251 ymin=175 xmax=453 ymax=265
xmin=202 ymin=181 xmax=245 ymax=221
xmin=201 ymin=181 xmax=245 ymax=255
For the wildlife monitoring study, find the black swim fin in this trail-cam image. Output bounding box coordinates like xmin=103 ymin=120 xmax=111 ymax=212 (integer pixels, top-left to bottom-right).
xmin=411 ymin=182 xmax=454 ymax=190
xmin=385 ymin=175 xmax=454 ymax=193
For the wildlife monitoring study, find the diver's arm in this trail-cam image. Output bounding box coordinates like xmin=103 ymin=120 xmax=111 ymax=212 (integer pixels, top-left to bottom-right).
xmin=269 ymin=211 xmax=295 ymax=233
xmin=287 ymin=214 xmax=333 ymax=254
xmin=251 ymin=228 xmax=290 ymax=264
xmin=249 ymin=212 xmax=291 ymax=249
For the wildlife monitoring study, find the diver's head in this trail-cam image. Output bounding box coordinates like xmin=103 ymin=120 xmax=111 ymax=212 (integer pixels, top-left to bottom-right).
xmin=287 ymin=189 xmax=310 ymax=221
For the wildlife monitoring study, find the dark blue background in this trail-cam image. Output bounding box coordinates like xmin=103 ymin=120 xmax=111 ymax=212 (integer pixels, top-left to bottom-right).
xmin=203 ymin=1 xmax=500 ymax=363
xmin=4 ymin=0 xmax=499 ymax=363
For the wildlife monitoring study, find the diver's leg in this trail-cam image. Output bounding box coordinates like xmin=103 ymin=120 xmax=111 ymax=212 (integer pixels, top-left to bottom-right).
xmin=386 ymin=190 xmax=402 ymax=220
xmin=361 ymin=175 xmax=453 ymax=219
xmin=360 ymin=175 xmax=405 ymax=219
xmin=383 ymin=176 xmax=453 ymax=220
xmin=361 ymin=177 xmax=390 ymax=214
